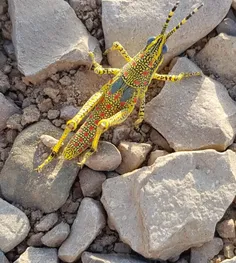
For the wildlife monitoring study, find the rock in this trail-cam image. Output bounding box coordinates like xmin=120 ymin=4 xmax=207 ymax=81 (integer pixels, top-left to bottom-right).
xmin=216 ymin=18 xmax=236 ymax=36
xmin=0 ymin=198 xmax=30 ymax=253
xmin=190 ymin=238 xmax=223 ymax=263
xmin=85 ymin=141 xmax=122 ymax=171
xmin=0 ymin=71 xmax=10 ymax=94
xmin=101 ymin=150 xmax=236 ymax=260
xmin=0 ymin=250 xmax=9 ymax=263
xmin=40 ymin=135 xmax=59 ymax=148
xmin=0 ymin=93 xmax=20 ymax=131
xmin=38 ymin=98 xmax=53 ymax=113
xmin=222 ymin=257 xmax=236 ymax=262
xmin=0 ymin=51 xmax=7 ymax=69
xmin=35 ymin=213 xmax=58 ymax=232
xmin=150 ymin=129 xmax=172 ymax=152
xmin=232 ymin=0 xmax=236 ymax=10
xmin=196 ymin=34 xmax=236 ymax=80
xmin=59 ymin=75 xmax=72 ymax=86
xmin=78 ymin=167 xmax=106 ymax=197
xmin=41 ymin=222 xmax=70 ymax=247
xmin=21 ymin=105 xmax=40 ymax=126
xmin=145 ymin=58 xmax=236 ymax=151
xmin=112 ymin=125 xmax=131 ymax=145
xmin=3 ymin=40 xmax=16 ymax=60
xmin=6 ymin=129 xmax=18 ymax=143
xmin=14 ymin=247 xmax=58 ymax=263
xmin=60 ymin=105 xmax=80 ymax=121
xmin=228 ymin=143 xmax=236 ymax=152
xmin=6 ymin=113 xmax=22 ymax=131
xmin=224 ymin=243 xmax=235 ymax=259
xmin=9 ymin=0 xmax=102 ymax=84
xmin=47 ymin=110 xmax=60 ymax=120
xmin=102 ymin=0 xmax=231 ymax=68
xmin=114 ymin=242 xmax=132 ymax=254
xmin=217 ymin=219 xmax=236 ymax=238
xmin=43 ymin=87 xmax=59 ymax=101
xmin=0 ymin=120 xmax=80 ymax=213
xmin=148 ymin=150 xmax=169 ymax=166
xmin=58 ymin=198 xmax=106 ymax=262
xmin=27 ymin=233 xmax=44 ymax=247
xmin=116 ymin=142 xmax=152 ymax=174
xmin=81 ymin=252 xmax=148 ymax=263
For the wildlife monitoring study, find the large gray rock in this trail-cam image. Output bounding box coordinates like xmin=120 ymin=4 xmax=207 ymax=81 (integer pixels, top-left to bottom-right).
xmin=101 ymin=150 xmax=236 ymax=260
xmin=196 ymin=33 xmax=236 ymax=80
xmin=0 ymin=198 xmax=30 ymax=253
xmin=145 ymin=58 xmax=236 ymax=151
xmin=0 ymin=120 xmax=79 ymax=213
xmin=8 ymin=0 xmax=102 ymax=84
xmin=102 ymin=0 xmax=231 ymax=68
xmin=0 ymin=93 xmax=20 ymax=131
xmin=59 ymin=198 xmax=106 ymax=262
xmin=81 ymin=252 xmax=148 ymax=263
xmin=13 ymin=247 xmax=58 ymax=263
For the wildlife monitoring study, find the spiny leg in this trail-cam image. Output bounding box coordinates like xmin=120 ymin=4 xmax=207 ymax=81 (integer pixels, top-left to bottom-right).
xmin=104 ymin=41 xmax=132 ymax=62
xmin=35 ymin=91 xmax=104 ymax=172
xmin=78 ymin=107 xmax=135 ymax=167
xmin=89 ymin=51 xmax=120 ymax=75
xmin=153 ymin=72 xmax=201 ymax=82
xmin=134 ymin=91 xmax=146 ymax=131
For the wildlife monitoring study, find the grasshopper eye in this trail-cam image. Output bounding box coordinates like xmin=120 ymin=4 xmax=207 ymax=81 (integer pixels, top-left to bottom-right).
xmin=162 ymin=44 xmax=168 ymax=54
xmin=146 ymin=36 xmax=155 ymax=45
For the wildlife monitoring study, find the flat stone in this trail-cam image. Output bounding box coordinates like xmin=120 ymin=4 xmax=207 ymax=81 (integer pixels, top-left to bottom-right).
xmin=190 ymin=238 xmax=223 ymax=263
xmin=0 ymin=93 xmax=20 ymax=131
xmin=145 ymin=58 xmax=236 ymax=151
xmin=0 ymin=250 xmax=9 ymax=263
xmin=216 ymin=18 xmax=236 ymax=36
xmin=216 ymin=219 xmax=236 ymax=238
xmin=196 ymin=34 xmax=236 ymax=80
xmin=59 ymin=198 xmax=106 ymax=262
xmin=0 ymin=120 xmax=80 ymax=213
xmin=116 ymin=142 xmax=152 ymax=174
xmin=35 ymin=213 xmax=58 ymax=232
xmin=78 ymin=167 xmax=106 ymax=197
xmin=101 ymin=150 xmax=236 ymax=260
xmin=102 ymin=0 xmax=231 ymax=68
xmin=41 ymin=222 xmax=70 ymax=247
xmin=85 ymin=141 xmax=122 ymax=171
xmin=148 ymin=150 xmax=169 ymax=166
xmin=13 ymin=247 xmax=58 ymax=263
xmin=9 ymin=0 xmax=102 ymax=84
xmin=0 ymin=198 xmax=30 ymax=253
xmin=81 ymin=252 xmax=148 ymax=263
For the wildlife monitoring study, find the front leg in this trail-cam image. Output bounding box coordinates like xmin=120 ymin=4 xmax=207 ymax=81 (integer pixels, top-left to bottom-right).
xmin=89 ymin=52 xmax=120 ymax=75
xmin=104 ymin=41 xmax=132 ymax=62
xmin=153 ymin=72 xmax=201 ymax=81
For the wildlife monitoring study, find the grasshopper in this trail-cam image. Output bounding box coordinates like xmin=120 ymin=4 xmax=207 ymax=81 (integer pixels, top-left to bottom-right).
xmin=36 ymin=1 xmax=203 ymax=172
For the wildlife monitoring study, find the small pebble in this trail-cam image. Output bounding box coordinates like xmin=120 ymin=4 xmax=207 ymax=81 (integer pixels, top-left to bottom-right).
xmin=40 ymin=135 xmax=58 ymax=148
xmin=47 ymin=109 xmax=60 ymax=120
xmin=35 ymin=213 xmax=58 ymax=232
xmin=27 ymin=232 xmax=44 ymax=247
xmin=217 ymin=219 xmax=235 ymax=239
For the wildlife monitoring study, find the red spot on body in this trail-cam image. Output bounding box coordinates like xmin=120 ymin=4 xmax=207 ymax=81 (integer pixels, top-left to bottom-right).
xmin=120 ymin=102 xmax=126 ymax=107
xmin=89 ymin=126 xmax=94 ymax=131
xmin=142 ymin=71 xmax=149 ymax=76
xmin=143 ymin=81 xmax=148 ymax=86
xmin=107 ymin=91 xmax=112 ymax=95
xmin=74 ymin=142 xmax=79 ymax=147
xmin=131 ymin=61 xmax=137 ymax=67
xmin=95 ymin=120 xmax=99 ymax=125
xmin=124 ymin=71 xmax=128 ymax=77
xmin=79 ymin=138 xmax=83 ymax=142
xmin=134 ymin=80 xmax=141 ymax=85
xmin=106 ymin=104 xmax=112 ymax=109
xmin=114 ymin=93 xmax=120 ymax=100
xmin=90 ymin=138 xmax=94 ymax=142
xmin=109 ymin=79 xmax=113 ymax=84
xmin=149 ymin=61 xmax=154 ymax=68
xmin=89 ymin=114 xmax=93 ymax=119
xmin=100 ymin=112 xmax=105 ymax=118
xmin=84 ymin=132 xmax=89 ymax=137
xmin=133 ymin=97 xmax=138 ymax=103
xmin=100 ymin=97 xmax=105 ymax=103
xmin=139 ymin=53 xmax=144 ymax=58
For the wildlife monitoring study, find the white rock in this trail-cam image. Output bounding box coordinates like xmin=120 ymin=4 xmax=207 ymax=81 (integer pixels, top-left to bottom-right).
xmin=233 ymin=0 xmax=236 ymax=10
xmin=8 ymin=0 xmax=102 ymax=84
xmin=216 ymin=219 xmax=236 ymax=238
xmin=145 ymin=57 xmax=236 ymax=151
xmin=41 ymin=222 xmax=70 ymax=247
xmin=101 ymin=150 xmax=236 ymax=260
xmin=222 ymin=257 xmax=236 ymax=263
xmin=0 ymin=93 xmax=20 ymax=131
xmin=13 ymin=247 xmax=58 ymax=263
xmin=40 ymin=134 xmax=59 ymax=148
xmin=0 ymin=198 xmax=30 ymax=253
xmin=59 ymin=198 xmax=106 ymax=262
xmin=102 ymin=0 xmax=231 ymax=67
xmin=148 ymin=150 xmax=169 ymax=166
xmin=190 ymin=238 xmax=223 ymax=263
xmin=196 ymin=34 xmax=236 ymax=80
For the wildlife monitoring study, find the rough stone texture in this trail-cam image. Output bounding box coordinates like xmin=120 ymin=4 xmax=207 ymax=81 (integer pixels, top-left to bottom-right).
xmin=0 ymin=71 xmax=10 ymax=94
xmin=85 ymin=141 xmax=122 ymax=171
xmin=217 ymin=219 xmax=236 ymax=238
xmin=150 ymin=129 xmax=173 ymax=152
xmin=190 ymin=238 xmax=223 ymax=263
xmin=216 ymin=18 xmax=236 ymax=36
xmin=223 ymin=257 xmax=236 ymax=263
xmin=40 ymin=135 xmax=59 ymax=148
xmin=102 ymin=0 xmax=231 ymax=68
xmin=0 ymin=198 xmax=30 ymax=253
xmin=81 ymin=252 xmax=147 ymax=263
xmin=14 ymin=247 xmax=58 ymax=263
xmin=116 ymin=142 xmax=152 ymax=174
xmin=35 ymin=213 xmax=58 ymax=232
xmin=59 ymin=198 xmax=106 ymax=262
xmin=27 ymin=233 xmax=44 ymax=247
xmin=145 ymin=58 xmax=236 ymax=151
xmin=78 ymin=167 xmax=106 ymax=197
xmin=60 ymin=105 xmax=80 ymax=121
xmin=196 ymin=34 xmax=236 ymax=80
xmin=224 ymin=242 xmax=235 ymax=259
xmin=8 ymin=0 xmax=102 ymax=84
xmin=148 ymin=150 xmax=169 ymax=166
xmin=0 ymin=250 xmax=9 ymax=263
xmin=21 ymin=105 xmax=40 ymax=126
xmin=101 ymin=150 xmax=236 ymax=260
xmin=41 ymin=222 xmax=70 ymax=247
xmin=0 ymin=120 xmax=80 ymax=213
xmin=233 ymin=0 xmax=236 ymax=10
xmin=0 ymin=93 xmax=20 ymax=131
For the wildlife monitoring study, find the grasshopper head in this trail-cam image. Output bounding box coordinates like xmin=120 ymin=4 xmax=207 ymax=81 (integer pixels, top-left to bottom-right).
xmin=143 ymin=2 xmax=203 ymax=62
